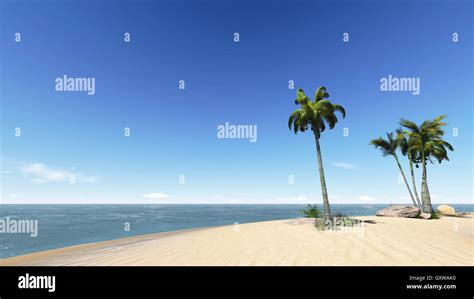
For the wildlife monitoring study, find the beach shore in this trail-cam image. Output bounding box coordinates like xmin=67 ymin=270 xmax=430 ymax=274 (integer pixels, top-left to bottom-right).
xmin=1 ymin=216 xmax=472 ymax=266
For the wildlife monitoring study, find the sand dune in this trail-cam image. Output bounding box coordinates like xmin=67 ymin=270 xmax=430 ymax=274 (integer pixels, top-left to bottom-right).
xmin=1 ymin=216 xmax=472 ymax=266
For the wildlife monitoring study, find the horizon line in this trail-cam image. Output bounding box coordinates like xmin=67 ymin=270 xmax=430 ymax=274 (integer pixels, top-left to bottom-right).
xmin=0 ymin=202 xmax=471 ymax=205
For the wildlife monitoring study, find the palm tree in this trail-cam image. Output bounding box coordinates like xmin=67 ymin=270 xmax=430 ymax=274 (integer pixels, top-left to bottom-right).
xmin=396 ymin=128 xmax=422 ymax=207
xmin=369 ymin=132 xmax=418 ymax=207
xmin=288 ymin=87 xmax=346 ymax=224
xmin=400 ymin=115 xmax=454 ymax=214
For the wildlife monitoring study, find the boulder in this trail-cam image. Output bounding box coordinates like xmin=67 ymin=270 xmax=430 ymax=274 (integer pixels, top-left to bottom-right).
xmin=376 ymin=205 xmax=420 ymax=218
xmin=437 ymin=205 xmax=456 ymax=216
xmin=419 ymin=212 xmax=432 ymax=219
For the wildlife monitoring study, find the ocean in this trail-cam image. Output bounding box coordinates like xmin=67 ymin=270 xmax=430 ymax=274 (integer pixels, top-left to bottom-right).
xmin=0 ymin=204 xmax=472 ymax=259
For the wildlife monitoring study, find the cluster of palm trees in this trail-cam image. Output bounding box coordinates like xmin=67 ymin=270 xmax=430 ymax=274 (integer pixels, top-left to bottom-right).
xmin=288 ymin=86 xmax=345 ymax=224
xmin=288 ymin=86 xmax=454 ymax=223
xmin=370 ymin=115 xmax=454 ymax=214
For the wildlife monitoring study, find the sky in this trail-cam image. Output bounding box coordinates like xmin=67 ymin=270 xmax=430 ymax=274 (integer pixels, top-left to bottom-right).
xmin=0 ymin=0 xmax=472 ymax=204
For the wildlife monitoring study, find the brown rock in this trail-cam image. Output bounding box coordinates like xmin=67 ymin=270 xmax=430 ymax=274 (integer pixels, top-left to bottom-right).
xmin=376 ymin=205 xmax=420 ymax=218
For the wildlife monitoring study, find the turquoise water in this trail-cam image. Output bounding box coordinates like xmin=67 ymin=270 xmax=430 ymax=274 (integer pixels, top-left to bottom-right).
xmin=0 ymin=204 xmax=472 ymax=258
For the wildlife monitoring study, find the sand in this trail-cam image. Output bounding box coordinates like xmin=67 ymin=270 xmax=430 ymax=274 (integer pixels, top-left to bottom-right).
xmin=1 ymin=216 xmax=472 ymax=266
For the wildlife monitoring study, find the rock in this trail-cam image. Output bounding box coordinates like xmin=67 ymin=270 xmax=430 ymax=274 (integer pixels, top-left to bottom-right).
xmin=376 ymin=205 xmax=420 ymax=218
xmin=419 ymin=213 xmax=432 ymax=219
xmin=437 ymin=205 xmax=456 ymax=216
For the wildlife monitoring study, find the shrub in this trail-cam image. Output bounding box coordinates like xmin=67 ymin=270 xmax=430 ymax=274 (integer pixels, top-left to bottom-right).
xmin=302 ymin=204 xmax=321 ymax=218
xmin=333 ymin=211 xmax=357 ymax=227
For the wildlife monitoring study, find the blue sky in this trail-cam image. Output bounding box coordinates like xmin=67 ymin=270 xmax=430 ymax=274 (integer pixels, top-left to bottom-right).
xmin=0 ymin=0 xmax=472 ymax=204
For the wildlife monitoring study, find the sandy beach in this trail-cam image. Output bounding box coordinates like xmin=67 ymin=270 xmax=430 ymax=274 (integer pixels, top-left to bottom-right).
xmin=1 ymin=216 xmax=472 ymax=266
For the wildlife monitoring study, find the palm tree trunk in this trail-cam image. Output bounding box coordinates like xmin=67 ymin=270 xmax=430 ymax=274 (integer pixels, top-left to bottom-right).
xmin=394 ymin=155 xmax=417 ymax=207
xmin=409 ymin=159 xmax=422 ymax=207
xmin=314 ymin=133 xmax=332 ymax=224
xmin=420 ymin=151 xmax=433 ymax=214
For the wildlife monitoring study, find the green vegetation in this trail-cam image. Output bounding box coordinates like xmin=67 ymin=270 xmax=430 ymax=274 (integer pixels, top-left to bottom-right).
xmin=333 ymin=211 xmax=358 ymax=227
xmin=370 ymin=115 xmax=454 ymax=214
xmin=370 ymin=132 xmax=418 ymax=207
xmin=288 ymin=87 xmax=346 ymax=224
xmin=399 ymin=115 xmax=454 ymax=214
xmin=301 ymin=204 xmax=321 ymax=218
xmin=301 ymin=205 xmax=360 ymax=230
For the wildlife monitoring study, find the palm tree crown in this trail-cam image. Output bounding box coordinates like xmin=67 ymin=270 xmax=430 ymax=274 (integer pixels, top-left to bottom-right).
xmin=288 ymin=87 xmax=346 ymax=137
xmin=369 ymin=132 xmax=399 ymax=157
xmin=400 ymin=115 xmax=454 ymax=165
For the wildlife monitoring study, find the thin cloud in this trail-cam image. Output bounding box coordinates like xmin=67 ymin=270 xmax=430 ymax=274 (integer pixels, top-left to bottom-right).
xmin=271 ymin=196 xmax=313 ymax=203
xmin=331 ymin=162 xmax=356 ymax=169
xmin=20 ymin=163 xmax=98 ymax=184
xmin=356 ymin=195 xmax=377 ymax=202
xmin=212 ymin=192 xmax=255 ymax=200
xmin=290 ymin=196 xmax=308 ymax=202
xmin=142 ymin=193 xmax=169 ymax=199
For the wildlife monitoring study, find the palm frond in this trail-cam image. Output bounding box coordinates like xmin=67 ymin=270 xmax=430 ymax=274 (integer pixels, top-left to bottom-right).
xmin=288 ymin=110 xmax=301 ymax=130
xmin=295 ymin=89 xmax=310 ymax=105
xmin=400 ymin=118 xmax=420 ymax=134
xmin=314 ymin=100 xmax=334 ymax=114
xmin=333 ymin=104 xmax=346 ymax=118
xmin=370 ymin=136 xmax=395 ymax=156
xmin=323 ymin=113 xmax=338 ymax=129
xmin=314 ymin=86 xmax=328 ymax=102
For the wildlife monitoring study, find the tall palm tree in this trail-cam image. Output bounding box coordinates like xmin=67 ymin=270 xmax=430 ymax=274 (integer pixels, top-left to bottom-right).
xmin=369 ymin=132 xmax=418 ymax=207
xmin=288 ymin=87 xmax=346 ymax=224
xmin=396 ymin=128 xmax=422 ymax=207
xmin=400 ymin=115 xmax=454 ymax=214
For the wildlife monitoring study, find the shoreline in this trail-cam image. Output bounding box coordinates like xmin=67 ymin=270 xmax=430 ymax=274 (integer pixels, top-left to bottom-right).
xmin=1 ymin=216 xmax=472 ymax=266
xmin=0 ymin=225 xmax=214 ymax=263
